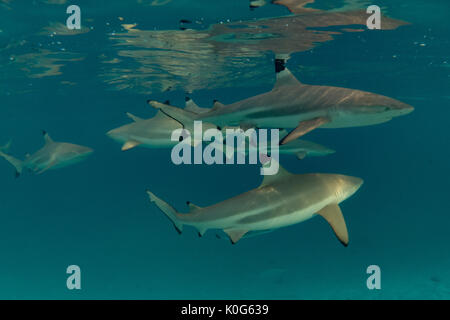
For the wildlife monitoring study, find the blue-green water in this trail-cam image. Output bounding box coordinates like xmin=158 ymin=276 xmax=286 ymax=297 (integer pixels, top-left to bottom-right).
xmin=0 ymin=0 xmax=449 ymax=299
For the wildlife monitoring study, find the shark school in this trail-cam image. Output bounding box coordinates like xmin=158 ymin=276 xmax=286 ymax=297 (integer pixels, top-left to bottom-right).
xmin=170 ymin=121 xmax=280 ymax=175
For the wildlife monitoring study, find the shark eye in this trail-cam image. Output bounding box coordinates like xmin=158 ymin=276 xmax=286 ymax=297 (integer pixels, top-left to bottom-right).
xmin=179 ymin=136 xmax=184 ymax=142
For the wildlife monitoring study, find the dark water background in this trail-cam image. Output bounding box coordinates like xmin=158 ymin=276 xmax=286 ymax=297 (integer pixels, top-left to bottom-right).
xmin=0 ymin=0 xmax=449 ymax=299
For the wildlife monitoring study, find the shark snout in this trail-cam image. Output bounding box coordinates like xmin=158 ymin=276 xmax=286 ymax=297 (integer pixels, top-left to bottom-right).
xmin=391 ymin=101 xmax=414 ymax=116
xmin=347 ymin=176 xmax=364 ymax=190
xmin=335 ymin=175 xmax=363 ymax=200
xmin=106 ymin=128 xmax=126 ymax=143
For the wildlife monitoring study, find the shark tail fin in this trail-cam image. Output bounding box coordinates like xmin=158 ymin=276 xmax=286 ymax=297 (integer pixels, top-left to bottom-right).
xmin=146 ymin=190 xmax=183 ymax=234
xmin=0 ymin=143 xmax=23 ymax=178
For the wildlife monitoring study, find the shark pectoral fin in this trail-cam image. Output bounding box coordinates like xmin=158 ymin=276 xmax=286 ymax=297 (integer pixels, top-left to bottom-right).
xmin=121 ymin=140 xmax=141 ymax=151
xmin=317 ymin=203 xmax=349 ymax=247
xmin=224 ymin=229 xmax=248 ymax=244
xmin=280 ymin=117 xmax=330 ymax=145
xmin=296 ymin=151 xmax=307 ymax=160
xmin=36 ymin=162 xmax=55 ymax=175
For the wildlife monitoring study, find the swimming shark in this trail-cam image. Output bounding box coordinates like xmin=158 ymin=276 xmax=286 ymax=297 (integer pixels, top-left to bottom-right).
xmin=149 ymin=61 xmax=414 ymax=145
xmin=184 ymin=98 xmax=335 ymax=159
xmin=277 ymin=130 xmax=335 ymax=159
xmin=147 ymin=160 xmax=363 ymax=246
xmin=219 ymin=128 xmax=335 ymax=160
xmin=106 ymin=100 xmax=217 ymax=150
xmin=0 ymin=131 xmax=93 ymax=177
xmin=107 ymin=110 xmax=183 ymax=151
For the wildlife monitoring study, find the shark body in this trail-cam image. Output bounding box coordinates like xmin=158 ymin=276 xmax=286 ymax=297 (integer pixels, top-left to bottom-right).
xmin=109 ymin=99 xmax=334 ymax=160
xmin=150 ymin=64 xmax=414 ymax=145
xmin=107 ymin=110 xmax=183 ymax=151
xmin=147 ymin=162 xmax=363 ymax=246
xmin=0 ymin=132 xmax=93 ymax=177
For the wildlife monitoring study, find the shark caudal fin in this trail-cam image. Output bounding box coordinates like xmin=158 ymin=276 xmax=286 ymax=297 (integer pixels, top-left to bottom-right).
xmin=0 ymin=141 xmax=24 ymax=178
xmin=146 ymin=190 xmax=184 ymax=234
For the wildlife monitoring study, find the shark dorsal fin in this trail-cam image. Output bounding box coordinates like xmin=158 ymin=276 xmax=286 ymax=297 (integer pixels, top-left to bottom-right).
xmin=260 ymin=158 xmax=291 ymax=187
xmin=185 ymin=97 xmax=209 ymax=114
xmin=273 ymin=68 xmax=303 ymax=90
xmin=211 ymin=100 xmax=226 ymax=112
xmin=186 ymin=201 xmax=202 ymax=212
xmin=148 ymin=100 xmax=197 ymax=127
xmin=0 ymin=140 xmax=12 ymax=152
xmin=42 ymin=131 xmax=54 ymax=144
xmin=152 ymin=110 xmax=173 ymax=121
xmin=126 ymin=112 xmax=143 ymax=122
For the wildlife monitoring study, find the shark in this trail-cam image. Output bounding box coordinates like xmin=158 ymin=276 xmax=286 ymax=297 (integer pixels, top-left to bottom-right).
xmin=0 ymin=131 xmax=93 ymax=177
xmin=107 ymin=109 xmax=183 ymax=151
xmin=106 ymin=99 xmax=218 ymax=151
xmin=149 ymin=61 xmax=414 ymax=145
xmin=147 ymin=161 xmax=363 ymax=246
xmin=227 ymin=129 xmax=335 ymax=160
xmin=110 ymin=98 xmax=334 ymax=159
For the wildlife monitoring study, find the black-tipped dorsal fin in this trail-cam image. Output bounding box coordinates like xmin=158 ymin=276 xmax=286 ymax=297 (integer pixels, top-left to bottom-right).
xmin=42 ymin=131 xmax=54 ymax=144
xmin=152 ymin=110 xmax=173 ymax=121
xmin=185 ymin=97 xmax=209 ymax=114
xmin=260 ymin=158 xmax=291 ymax=187
xmin=148 ymin=100 xmax=197 ymax=127
xmin=273 ymin=68 xmax=303 ymax=90
xmin=126 ymin=112 xmax=143 ymax=122
xmin=317 ymin=203 xmax=349 ymax=247
xmin=211 ymin=100 xmax=226 ymax=111
xmin=186 ymin=201 xmax=202 ymax=213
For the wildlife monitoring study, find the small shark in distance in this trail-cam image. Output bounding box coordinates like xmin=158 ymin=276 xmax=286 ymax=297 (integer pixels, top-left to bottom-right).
xmin=147 ymin=160 xmax=363 ymax=246
xmin=0 ymin=131 xmax=93 ymax=177
xmin=150 ymin=60 xmax=414 ymax=145
xmin=220 ymin=128 xmax=335 ymax=160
